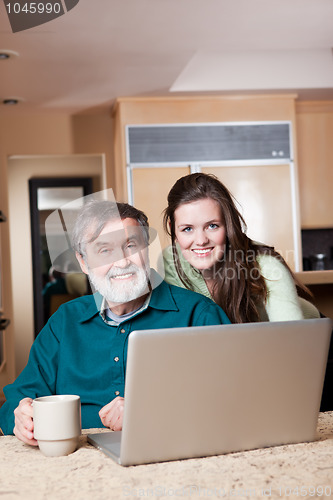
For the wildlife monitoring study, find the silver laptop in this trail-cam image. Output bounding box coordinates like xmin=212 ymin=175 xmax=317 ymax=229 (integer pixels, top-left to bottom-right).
xmin=87 ymin=317 xmax=332 ymax=466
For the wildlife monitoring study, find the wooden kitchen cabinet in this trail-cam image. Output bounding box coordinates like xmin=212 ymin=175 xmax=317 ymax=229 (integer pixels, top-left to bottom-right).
xmin=131 ymin=166 xmax=190 ymax=249
xmin=112 ymin=94 xmax=299 ymax=201
xmin=296 ymin=101 xmax=333 ymax=229
xmin=202 ymin=164 xmax=298 ymax=270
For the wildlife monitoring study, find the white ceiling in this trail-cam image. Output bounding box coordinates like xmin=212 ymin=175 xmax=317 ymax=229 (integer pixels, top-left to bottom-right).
xmin=1 ymin=0 xmax=333 ymax=114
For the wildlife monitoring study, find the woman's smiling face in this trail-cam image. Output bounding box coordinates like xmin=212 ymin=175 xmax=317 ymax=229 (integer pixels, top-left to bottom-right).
xmin=174 ymin=198 xmax=226 ymax=274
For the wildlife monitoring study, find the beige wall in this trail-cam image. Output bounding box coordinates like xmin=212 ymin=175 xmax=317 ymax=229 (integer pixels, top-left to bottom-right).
xmin=0 ymin=108 xmax=113 ymax=393
xmin=72 ymin=109 xmax=114 ymax=190
xmin=8 ymin=155 xmax=106 ymax=376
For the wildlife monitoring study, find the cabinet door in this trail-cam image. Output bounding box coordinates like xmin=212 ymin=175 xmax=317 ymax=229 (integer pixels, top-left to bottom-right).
xmin=202 ymin=165 xmax=300 ymax=270
xmin=296 ymin=107 xmax=333 ymax=228
xmin=131 ymin=166 xmax=191 ymax=249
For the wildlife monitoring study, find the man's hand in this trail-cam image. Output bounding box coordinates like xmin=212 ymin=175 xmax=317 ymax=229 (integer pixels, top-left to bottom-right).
xmin=99 ymin=396 xmax=124 ymax=431
xmin=13 ymin=398 xmax=38 ymax=446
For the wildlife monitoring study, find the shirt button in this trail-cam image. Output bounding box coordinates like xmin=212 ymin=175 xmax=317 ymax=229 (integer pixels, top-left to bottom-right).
xmin=120 ymin=328 xmax=125 ymax=334
xmin=115 ymin=391 xmax=120 ymax=396
xmin=114 ymin=356 xmax=119 ymax=362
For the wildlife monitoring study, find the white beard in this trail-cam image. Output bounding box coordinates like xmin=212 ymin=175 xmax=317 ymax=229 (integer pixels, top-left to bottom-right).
xmin=88 ymin=263 xmax=150 ymax=304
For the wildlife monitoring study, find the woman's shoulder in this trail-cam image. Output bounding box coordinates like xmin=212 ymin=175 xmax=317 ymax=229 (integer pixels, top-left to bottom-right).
xmin=256 ymin=252 xmax=287 ymax=269
xmin=256 ymin=252 xmax=294 ymax=283
xmin=162 ymin=245 xmax=173 ymax=257
xmin=162 ymin=245 xmax=179 ymax=276
xmin=162 ymin=244 xmax=210 ymax=296
xmin=162 ymin=245 xmax=176 ymax=268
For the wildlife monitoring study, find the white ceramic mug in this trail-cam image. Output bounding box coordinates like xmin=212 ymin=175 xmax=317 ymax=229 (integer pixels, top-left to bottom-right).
xmin=33 ymin=395 xmax=81 ymax=457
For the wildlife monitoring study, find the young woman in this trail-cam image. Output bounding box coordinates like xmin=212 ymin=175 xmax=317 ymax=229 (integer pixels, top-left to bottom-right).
xmin=163 ymin=172 xmax=319 ymax=323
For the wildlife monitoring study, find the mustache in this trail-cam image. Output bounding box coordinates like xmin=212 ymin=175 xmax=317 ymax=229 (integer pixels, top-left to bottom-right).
xmin=106 ymin=264 xmax=140 ymax=278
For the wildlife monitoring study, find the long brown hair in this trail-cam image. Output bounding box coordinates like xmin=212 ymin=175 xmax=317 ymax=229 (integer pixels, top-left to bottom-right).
xmin=163 ymin=173 xmax=309 ymax=323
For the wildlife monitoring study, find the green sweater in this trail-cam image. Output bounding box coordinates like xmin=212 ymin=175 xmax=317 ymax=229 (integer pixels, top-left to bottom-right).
xmin=0 ymin=275 xmax=230 ymax=435
xmin=163 ymin=245 xmax=320 ymax=322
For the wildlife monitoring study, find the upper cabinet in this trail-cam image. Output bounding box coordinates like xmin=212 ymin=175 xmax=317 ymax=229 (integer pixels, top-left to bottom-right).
xmin=112 ymin=95 xmax=299 ymax=201
xmin=296 ymin=101 xmax=333 ymax=229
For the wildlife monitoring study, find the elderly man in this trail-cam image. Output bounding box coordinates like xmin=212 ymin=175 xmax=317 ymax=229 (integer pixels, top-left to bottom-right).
xmin=0 ymin=201 xmax=230 ymax=444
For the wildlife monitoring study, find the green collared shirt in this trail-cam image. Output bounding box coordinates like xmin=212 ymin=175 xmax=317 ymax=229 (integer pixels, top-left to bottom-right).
xmin=0 ymin=274 xmax=229 ymax=434
xmin=100 ymin=293 xmax=151 ymax=325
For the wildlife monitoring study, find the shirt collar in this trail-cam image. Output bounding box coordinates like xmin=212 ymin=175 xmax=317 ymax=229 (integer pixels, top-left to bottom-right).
xmin=78 ymin=293 xmax=102 ymax=323
xmin=148 ymin=270 xmax=179 ymax=312
xmin=78 ymin=270 xmax=178 ymax=323
xmin=100 ymin=293 xmax=151 ymax=326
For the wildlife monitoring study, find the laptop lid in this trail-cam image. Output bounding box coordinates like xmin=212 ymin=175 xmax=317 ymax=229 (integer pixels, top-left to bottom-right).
xmin=88 ymin=317 xmax=332 ymax=466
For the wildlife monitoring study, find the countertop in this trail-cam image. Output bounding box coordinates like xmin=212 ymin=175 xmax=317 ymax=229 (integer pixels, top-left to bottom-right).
xmin=0 ymin=412 xmax=333 ymax=500
xmin=295 ymin=270 xmax=333 ymax=285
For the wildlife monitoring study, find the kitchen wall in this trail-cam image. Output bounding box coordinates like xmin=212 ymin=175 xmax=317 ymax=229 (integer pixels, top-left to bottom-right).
xmin=0 ymin=110 xmax=72 ymax=392
xmin=0 ymin=107 xmax=114 ymax=391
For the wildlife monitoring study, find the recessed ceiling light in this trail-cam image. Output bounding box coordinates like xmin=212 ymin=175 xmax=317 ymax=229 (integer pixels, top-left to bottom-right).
xmin=2 ymin=97 xmax=24 ymax=105
xmin=0 ymin=50 xmax=19 ymax=60
xmin=3 ymin=98 xmax=19 ymax=105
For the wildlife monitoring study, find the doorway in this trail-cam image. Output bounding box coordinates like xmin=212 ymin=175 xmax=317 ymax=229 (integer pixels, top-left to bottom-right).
xmin=29 ymin=177 xmax=93 ymax=336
